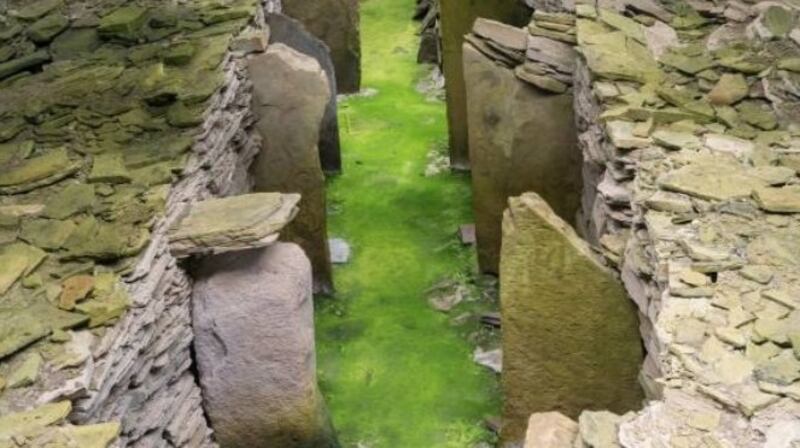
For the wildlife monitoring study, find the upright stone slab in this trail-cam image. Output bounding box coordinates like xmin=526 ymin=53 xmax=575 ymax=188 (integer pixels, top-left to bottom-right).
xmin=267 ymin=13 xmax=342 ymax=174
xmin=439 ymin=0 xmax=529 ymax=169
xmin=464 ymin=44 xmax=582 ymax=274
xmin=281 ymin=0 xmax=361 ymax=93
xmin=249 ymin=44 xmax=334 ymax=294
xmin=192 ymin=243 xmax=337 ymax=448
xmin=500 ymin=193 xmax=643 ymax=445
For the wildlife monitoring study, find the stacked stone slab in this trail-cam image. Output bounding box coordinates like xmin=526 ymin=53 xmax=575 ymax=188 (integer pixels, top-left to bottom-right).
xmin=281 ymin=0 xmax=361 ymax=93
xmin=0 ymin=0 xmax=286 ymax=445
xmin=266 ymin=13 xmax=343 ymax=174
xmin=500 ymin=192 xmax=644 ymax=446
xmin=249 ymin=43 xmax=335 ymax=295
xmin=569 ymin=0 xmax=800 ymax=445
xmin=463 ymin=18 xmax=582 ymax=274
xmin=191 ymin=243 xmax=337 ymax=448
xmin=439 ymin=0 xmax=530 ymax=169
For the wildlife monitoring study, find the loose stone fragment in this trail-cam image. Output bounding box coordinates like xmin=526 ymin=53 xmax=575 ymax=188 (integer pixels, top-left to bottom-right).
xmin=0 ymin=50 xmax=51 ymax=80
xmin=7 ymin=352 xmax=42 ymax=388
xmin=500 ymin=193 xmax=643 ymax=444
xmin=473 ymin=18 xmax=528 ymax=51
xmin=19 ymin=218 xmax=76 ymax=250
xmin=63 ymin=216 xmax=149 ymax=261
xmin=524 ymin=412 xmax=578 ymax=448
xmin=0 ymin=242 xmax=47 ymax=294
xmin=658 ymin=156 xmax=767 ymax=201
xmin=27 ymin=13 xmax=69 ymax=44
xmin=576 ymin=411 xmax=623 ymax=448
xmin=708 ymin=74 xmax=749 ymax=106
xmin=0 ymin=401 xmax=71 ymax=439
xmin=169 ymin=192 xmax=300 ymax=258
xmin=98 ymin=6 xmax=149 ymax=42
xmin=42 ymin=184 xmax=95 ymax=219
xmin=88 ymin=153 xmax=131 ymax=184
xmin=59 ymin=275 xmax=95 ymax=310
xmin=753 ymin=186 xmax=800 ymax=213
xmin=0 ymin=148 xmax=81 ymax=194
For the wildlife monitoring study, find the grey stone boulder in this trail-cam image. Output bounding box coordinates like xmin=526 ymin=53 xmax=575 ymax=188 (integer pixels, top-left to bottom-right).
xmin=192 ymin=243 xmax=337 ymax=448
xmin=266 ymin=13 xmax=342 ymax=174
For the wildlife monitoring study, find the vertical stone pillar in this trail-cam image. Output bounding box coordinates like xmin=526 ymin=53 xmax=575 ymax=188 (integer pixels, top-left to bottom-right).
xmin=281 ymin=0 xmax=361 ymax=93
xmin=500 ymin=193 xmax=643 ymax=446
xmin=463 ymin=43 xmax=582 ymax=274
xmin=439 ymin=0 xmax=529 ymax=169
xmin=249 ymin=44 xmax=334 ymax=294
xmin=192 ymin=243 xmax=338 ymax=448
xmin=266 ymin=13 xmax=343 ymax=174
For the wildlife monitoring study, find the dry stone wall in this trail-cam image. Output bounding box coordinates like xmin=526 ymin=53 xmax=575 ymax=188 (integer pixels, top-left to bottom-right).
xmin=571 ymin=0 xmax=800 ymax=445
xmin=0 ymin=0 xmax=281 ymax=445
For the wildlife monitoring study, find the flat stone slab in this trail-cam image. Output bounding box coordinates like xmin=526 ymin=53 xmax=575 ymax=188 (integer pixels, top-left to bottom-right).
xmin=168 ymin=193 xmax=300 ymax=258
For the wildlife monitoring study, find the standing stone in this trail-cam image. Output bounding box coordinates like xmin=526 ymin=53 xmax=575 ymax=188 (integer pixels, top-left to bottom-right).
xmin=249 ymin=44 xmax=334 ymax=294
xmin=266 ymin=13 xmax=342 ymax=174
xmin=439 ymin=0 xmax=529 ymax=169
xmin=281 ymin=0 xmax=361 ymax=93
xmin=192 ymin=243 xmax=337 ymax=448
xmin=464 ymin=44 xmax=582 ymax=274
xmin=500 ymin=193 xmax=643 ymax=446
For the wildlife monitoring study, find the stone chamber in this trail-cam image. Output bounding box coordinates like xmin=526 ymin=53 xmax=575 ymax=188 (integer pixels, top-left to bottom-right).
xmin=0 ymin=0 xmax=799 ymax=447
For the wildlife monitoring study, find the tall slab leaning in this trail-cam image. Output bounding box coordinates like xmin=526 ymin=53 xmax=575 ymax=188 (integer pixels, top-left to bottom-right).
xmin=249 ymin=44 xmax=334 ymax=294
xmin=439 ymin=0 xmax=529 ymax=169
xmin=500 ymin=193 xmax=643 ymax=445
xmin=281 ymin=0 xmax=361 ymax=93
xmin=464 ymin=44 xmax=581 ymax=274
xmin=192 ymin=244 xmax=337 ymax=448
xmin=267 ymin=13 xmax=343 ymax=174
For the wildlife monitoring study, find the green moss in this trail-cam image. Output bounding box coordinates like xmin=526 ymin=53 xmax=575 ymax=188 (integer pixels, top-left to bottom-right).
xmin=315 ymin=0 xmax=499 ymax=446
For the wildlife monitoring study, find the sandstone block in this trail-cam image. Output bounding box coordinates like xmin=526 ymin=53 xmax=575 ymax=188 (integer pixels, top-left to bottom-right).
xmin=192 ymin=243 xmax=337 ymax=448
xmin=249 ymin=43 xmax=334 ymax=294
xmin=500 ymin=193 xmax=644 ymax=445
xmin=464 ymin=44 xmax=582 ymax=274
xmin=524 ymin=412 xmax=578 ymax=448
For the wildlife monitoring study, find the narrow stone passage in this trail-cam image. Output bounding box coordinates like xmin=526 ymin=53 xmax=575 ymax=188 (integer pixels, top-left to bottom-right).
xmin=315 ymin=0 xmax=500 ymax=446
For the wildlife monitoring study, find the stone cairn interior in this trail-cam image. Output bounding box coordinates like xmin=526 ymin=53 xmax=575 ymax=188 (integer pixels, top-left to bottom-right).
xmin=0 ymin=0 xmax=799 ymax=447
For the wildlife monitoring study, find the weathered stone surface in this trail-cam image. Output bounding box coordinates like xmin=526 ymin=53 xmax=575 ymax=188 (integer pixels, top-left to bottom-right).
xmin=0 ymin=148 xmax=81 ymax=194
xmin=439 ymin=0 xmax=530 ymax=169
xmin=281 ymin=0 xmax=361 ymax=93
xmin=524 ymin=412 xmax=578 ymax=448
xmin=168 ymin=192 xmax=300 ymax=258
xmin=464 ymin=44 xmax=582 ymax=274
xmin=267 ymin=13 xmax=343 ymax=174
xmin=708 ymin=73 xmax=749 ymax=106
xmin=249 ymin=44 xmax=334 ymax=294
xmin=192 ymin=243 xmax=337 ymax=448
xmin=500 ymin=193 xmax=643 ymax=444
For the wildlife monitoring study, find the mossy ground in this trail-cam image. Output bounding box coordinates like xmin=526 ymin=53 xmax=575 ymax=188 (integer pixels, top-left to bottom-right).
xmin=314 ymin=0 xmax=500 ymax=446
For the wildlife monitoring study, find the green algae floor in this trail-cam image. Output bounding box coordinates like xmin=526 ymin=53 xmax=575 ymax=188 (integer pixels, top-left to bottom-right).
xmin=314 ymin=0 xmax=500 ymax=446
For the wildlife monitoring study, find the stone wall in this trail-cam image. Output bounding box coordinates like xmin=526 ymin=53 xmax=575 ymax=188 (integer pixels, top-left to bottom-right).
xmin=0 ymin=1 xmax=281 ymax=445
xmin=571 ymin=1 xmax=800 ymax=445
